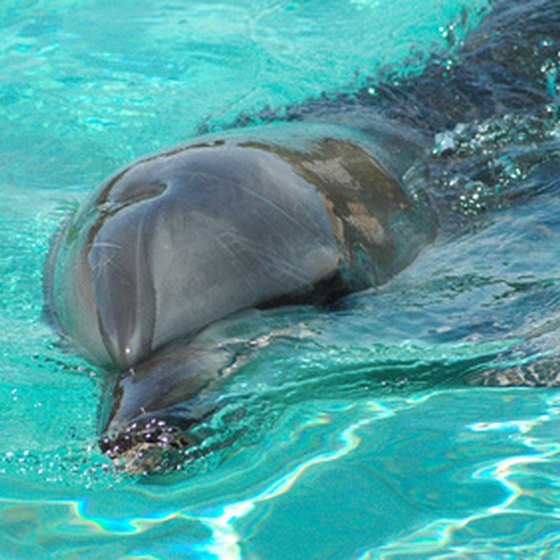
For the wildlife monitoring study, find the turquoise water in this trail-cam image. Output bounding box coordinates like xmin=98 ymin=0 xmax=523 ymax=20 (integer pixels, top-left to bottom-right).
xmin=1 ymin=0 xmax=560 ymax=558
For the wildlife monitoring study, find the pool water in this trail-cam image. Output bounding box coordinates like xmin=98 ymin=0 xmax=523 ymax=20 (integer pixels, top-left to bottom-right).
xmin=1 ymin=0 xmax=560 ymax=558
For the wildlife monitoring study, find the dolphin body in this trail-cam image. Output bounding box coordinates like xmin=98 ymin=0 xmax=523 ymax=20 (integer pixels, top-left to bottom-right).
xmin=45 ymin=123 xmax=437 ymax=470
xmin=44 ymin=0 xmax=559 ymax=472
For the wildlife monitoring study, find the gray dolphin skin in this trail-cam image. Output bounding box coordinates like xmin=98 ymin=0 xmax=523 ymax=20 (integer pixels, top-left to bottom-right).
xmin=45 ymin=123 xmax=437 ymax=470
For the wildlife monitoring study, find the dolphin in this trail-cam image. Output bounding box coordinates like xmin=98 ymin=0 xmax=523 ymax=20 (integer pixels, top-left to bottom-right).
xmin=45 ymin=124 xmax=436 ymax=372
xmin=44 ymin=0 xmax=559 ymax=472
xmin=45 ymin=123 xmax=437 ymax=471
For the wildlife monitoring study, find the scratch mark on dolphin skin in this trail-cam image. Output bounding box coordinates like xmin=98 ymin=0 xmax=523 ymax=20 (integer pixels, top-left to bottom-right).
xmin=213 ymin=233 xmax=259 ymax=294
xmin=90 ymin=241 xmax=123 ymax=250
xmin=217 ymin=230 xmax=320 ymax=286
xmin=208 ymin=163 xmax=327 ymax=238
xmin=90 ymin=251 xmax=118 ymax=276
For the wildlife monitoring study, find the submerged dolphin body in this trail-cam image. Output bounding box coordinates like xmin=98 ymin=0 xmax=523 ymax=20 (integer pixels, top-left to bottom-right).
xmin=44 ymin=0 xmax=559 ymax=472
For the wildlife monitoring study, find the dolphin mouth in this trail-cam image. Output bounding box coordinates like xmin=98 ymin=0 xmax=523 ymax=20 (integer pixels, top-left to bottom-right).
xmin=99 ymin=415 xmax=204 ymax=475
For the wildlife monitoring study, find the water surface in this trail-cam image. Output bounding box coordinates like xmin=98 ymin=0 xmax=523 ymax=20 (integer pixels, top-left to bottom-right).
xmin=1 ymin=0 xmax=559 ymax=558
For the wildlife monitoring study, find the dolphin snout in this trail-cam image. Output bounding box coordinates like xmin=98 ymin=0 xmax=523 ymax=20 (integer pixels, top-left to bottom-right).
xmin=100 ymin=415 xmax=202 ymax=474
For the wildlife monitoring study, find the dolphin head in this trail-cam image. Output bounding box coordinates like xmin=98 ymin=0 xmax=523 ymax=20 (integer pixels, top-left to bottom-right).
xmin=46 ymin=136 xmax=343 ymax=370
